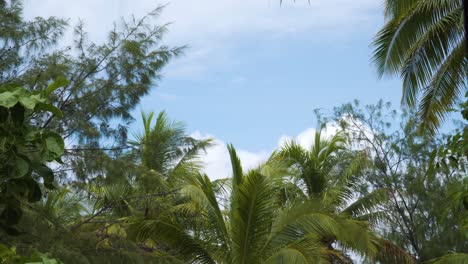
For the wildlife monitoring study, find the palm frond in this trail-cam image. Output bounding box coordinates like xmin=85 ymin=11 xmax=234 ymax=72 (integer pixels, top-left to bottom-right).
xmin=342 ymin=188 xmax=388 ymax=218
xmin=372 ymin=0 xmax=465 ymax=130
xmin=419 ymin=39 xmax=467 ymax=133
xmin=35 ymin=188 xmax=85 ymax=226
xmin=425 ymin=253 xmax=468 ymax=264
xmin=370 ymin=237 xmax=417 ymax=264
xmin=401 ymin=6 xmax=463 ymax=108
xmin=264 ymin=234 xmax=324 ymax=264
xmin=179 ymin=173 xmax=230 ymax=251
xmin=168 ymin=137 xmax=214 ymax=185
xmin=373 ymin=0 xmax=461 ymax=78
xmin=230 ymin=170 xmax=278 ymax=264
xmin=129 ymin=217 xmax=216 ymax=264
xmin=228 ymin=144 xmax=243 ymax=186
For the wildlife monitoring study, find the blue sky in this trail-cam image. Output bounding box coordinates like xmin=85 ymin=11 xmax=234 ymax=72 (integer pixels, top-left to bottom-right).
xmin=25 ymin=0 xmax=403 ymax=178
xmin=141 ymin=29 xmax=401 ymax=151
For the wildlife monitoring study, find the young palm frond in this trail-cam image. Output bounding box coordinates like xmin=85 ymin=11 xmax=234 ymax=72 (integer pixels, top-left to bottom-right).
xmin=278 ymin=130 xmax=346 ymax=198
xmin=131 ymin=111 xmax=213 ymax=181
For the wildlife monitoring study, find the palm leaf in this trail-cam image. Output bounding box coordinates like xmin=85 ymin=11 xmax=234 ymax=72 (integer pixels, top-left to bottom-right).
xmin=230 ymin=170 xmax=278 ymax=264
xmin=425 ymin=253 xmax=468 ymax=264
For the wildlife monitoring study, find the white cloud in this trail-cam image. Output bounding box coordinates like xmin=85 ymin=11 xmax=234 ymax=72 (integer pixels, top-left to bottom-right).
xmin=24 ymin=0 xmax=379 ymax=40
xmin=192 ymin=124 xmax=340 ymax=180
xmin=191 ymin=131 xmax=270 ymax=180
xmin=23 ymin=0 xmax=381 ymax=78
xmin=277 ymin=125 xmax=339 ymax=150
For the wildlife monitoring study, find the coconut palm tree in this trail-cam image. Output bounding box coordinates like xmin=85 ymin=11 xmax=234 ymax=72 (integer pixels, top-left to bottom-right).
xmin=73 ymin=111 xmax=213 ymax=227
xmin=372 ymin=0 xmax=467 ymax=133
xmin=276 ymin=129 xmax=417 ymax=262
xmin=131 ymin=111 xmax=213 ymax=183
xmin=276 ymin=129 xmax=386 ymax=221
xmin=129 ymin=145 xmax=414 ymax=263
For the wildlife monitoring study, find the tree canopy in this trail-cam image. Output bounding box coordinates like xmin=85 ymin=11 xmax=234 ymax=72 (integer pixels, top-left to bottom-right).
xmin=0 ymin=1 xmax=467 ymax=263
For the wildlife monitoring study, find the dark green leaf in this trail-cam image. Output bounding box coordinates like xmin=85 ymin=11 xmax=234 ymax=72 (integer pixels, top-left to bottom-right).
xmin=14 ymin=156 xmax=30 ymax=178
xmin=0 ymin=199 xmax=22 ymax=226
xmin=0 ymin=106 xmax=8 ymax=123
xmin=0 ymin=224 xmax=20 ymax=236
xmin=44 ymin=132 xmax=64 ymax=159
xmin=24 ymin=177 xmax=42 ymax=203
xmin=10 ymin=103 xmax=25 ymax=126
xmin=33 ymin=163 xmax=55 ymax=190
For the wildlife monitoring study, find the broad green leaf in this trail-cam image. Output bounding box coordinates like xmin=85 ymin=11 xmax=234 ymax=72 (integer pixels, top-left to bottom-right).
xmin=35 ymin=103 xmax=63 ymax=118
xmin=14 ymin=156 xmax=30 ymax=178
xmin=45 ymin=76 xmax=69 ymax=95
xmin=44 ymin=132 xmax=65 ymax=158
xmin=18 ymin=93 xmax=44 ymax=109
xmin=0 ymin=90 xmax=20 ymax=108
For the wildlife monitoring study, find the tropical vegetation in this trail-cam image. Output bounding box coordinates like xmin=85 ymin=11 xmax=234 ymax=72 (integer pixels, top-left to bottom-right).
xmin=0 ymin=0 xmax=467 ymax=263
xmin=372 ymin=0 xmax=467 ymax=133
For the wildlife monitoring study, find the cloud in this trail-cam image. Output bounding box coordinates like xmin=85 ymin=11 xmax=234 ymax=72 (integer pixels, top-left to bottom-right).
xmin=23 ymin=0 xmax=381 ymax=78
xmin=192 ymin=124 xmax=340 ymax=180
xmin=277 ymin=124 xmax=339 ymax=149
xmin=24 ymin=0 xmax=379 ymax=39
xmin=191 ymin=131 xmax=270 ymax=180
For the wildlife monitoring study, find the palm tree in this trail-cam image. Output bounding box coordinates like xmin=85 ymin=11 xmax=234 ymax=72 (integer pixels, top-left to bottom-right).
xmin=131 ymin=111 xmax=213 ymax=183
xmin=372 ymin=0 xmax=467 ymax=133
xmin=276 ymin=129 xmax=416 ymax=262
xmin=129 ymin=145 xmax=414 ymax=263
xmin=73 ymin=111 xmax=213 ymax=227
xmin=276 ymin=129 xmax=385 ymax=218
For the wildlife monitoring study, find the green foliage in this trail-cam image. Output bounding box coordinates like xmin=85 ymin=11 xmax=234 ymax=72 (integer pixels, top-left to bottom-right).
xmin=1 ymin=1 xmax=466 ymax=263
xmin=0 ymin=243 xmax=62 ymax=264
xmin=0 ymin=1 xmax=68 ymax=84
xmin=0 ymin=84 xmax=64 ymax=232
xmin=0 ymin=111 xmax=215 ymax=263
xmin=372 ymin=0 xmax=467 ymax=133
xmin=318 ymin=100 xmax=468 ymax=261
xmin=1 ymin=1 xmax=183 ymax=183
xmin=425 ymin=253 xmax=468 ymax=264
xmin=131 ymin=111 xmax=213 ymax=181
xmin=130 ymin=145 xmax=414 ymax=263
